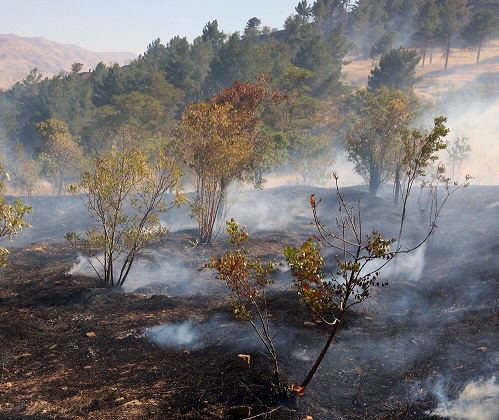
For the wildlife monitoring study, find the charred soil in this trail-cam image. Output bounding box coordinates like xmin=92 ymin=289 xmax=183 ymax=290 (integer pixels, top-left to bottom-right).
xmin=0 ymin=186 xmax=498 ymax=419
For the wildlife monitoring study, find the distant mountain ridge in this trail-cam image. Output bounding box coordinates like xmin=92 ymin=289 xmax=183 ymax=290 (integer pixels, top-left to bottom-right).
xmin=0 ymin=34 xmax=137 ymax=90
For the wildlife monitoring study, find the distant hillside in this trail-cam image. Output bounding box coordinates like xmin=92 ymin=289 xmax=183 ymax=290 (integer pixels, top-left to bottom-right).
xmin=468 ymin=0 xmax=499 ymax=14
xmin=0 ymin=34 xmax=137 ymax=90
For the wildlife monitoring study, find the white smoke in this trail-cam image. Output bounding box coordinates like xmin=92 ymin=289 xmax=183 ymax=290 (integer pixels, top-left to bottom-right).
xmin=432 ymin=376 xmax=499 ymax=420
xmin=145 ymin=316 xmax=265 ymax=350
xmin=443 ymin=97 xmax=499 ymax=185
xmin=359 ymin=243 xmax=427 ymax=285
xmin=386 ymin=244 xmax=426 ymax=282
xmin=66 ymin=253 xmax=101 ymax=276
xmin=65 ymin=252 xmax=219 ymax=296
xmin=147 ymin=320 xmax=200 ymax=348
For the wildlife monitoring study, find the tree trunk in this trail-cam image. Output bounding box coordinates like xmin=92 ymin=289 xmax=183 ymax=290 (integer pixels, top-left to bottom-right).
xmin=444 ymin=37 xmax=451 ymax=70
xmin=369 ymin=156 xmax=380 ymax=196
xmin=299 ymin=311 xmax=344 ymax=390
xmin=476 ymin=43 xmax=482 ymax=64
xmin=394 ymin=166 xmax=400 ymax=206
xmin=421 ymin=47 xmax=427 ymax=69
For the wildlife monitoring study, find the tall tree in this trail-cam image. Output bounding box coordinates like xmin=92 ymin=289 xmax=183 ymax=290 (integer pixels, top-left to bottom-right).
xmin=92 ymin=63 xmax=127 ymax=107
xmin=327 ymin=22 xmax=354 ymax=63
xmin=190 ymin=36 xmax=215 ymax=99
xmin=461 ymin=8 xmax=499 ymax=64
xmin=348 ymin=0 xmax=388 ymax=58
xmin=36 ymin=118 xmax=85 ymax=195
xmin=383 ymin=0 xmax=421 ymax=35
xmin=273 ymin=65 xmax=339 ymax=186
xmin=176 ymin=76 xmax=283 ymax=243
xmin=311 ymin=0 xmax=349 ymax=36
xmin=202 ymin=20 xmax=226 ymax=48
xmin=164 ymin=36 xmax=197 ymax=99
xmin=8 ymin=68 xmax=48 ymax=145
xmin=412 ymin=0 xmax=440 ymax=68
xmin=209 ymin=32 xmax=247 ymax=88
xmin=435 ymin=0 xmax=471 ymax=70
xmin=294 ymin=35 xmax=343 ymax=97
xmin=296 ymin=0 xmax=312 ymax=23
xmin=141 ymin=38 xmax=168 ymax=68
xmin=244 ymin=17 xmax=262 ymax=40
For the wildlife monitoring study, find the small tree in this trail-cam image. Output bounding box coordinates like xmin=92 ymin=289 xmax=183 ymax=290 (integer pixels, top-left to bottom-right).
xmin=446 ymin=136 xmax=472 ymax=180
xmin=285 ymin=116 xmax=467 ymax=393
xmin=346 ymin=87 xmax=415 ymax=197
xmin=36 ymin=118 xmax=85 ymax=195
xmin=367 ymin=48 xmax=421 ymax=93
xmin=202 ymin=219 xmax=282 ymax=394
xmin=66 ymin=148 xmax=184 ymax=287
xmin=0 ymin=165 xmax=31 ymax=267
xmin=369 ymin=30 xmax=400 ymax=64
xmin=290 ymin=131 xmax=335 ymax=186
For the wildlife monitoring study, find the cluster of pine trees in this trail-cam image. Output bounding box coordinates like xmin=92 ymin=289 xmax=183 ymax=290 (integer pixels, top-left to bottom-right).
xmin=0 ymin=0 xmax=497 ymax=195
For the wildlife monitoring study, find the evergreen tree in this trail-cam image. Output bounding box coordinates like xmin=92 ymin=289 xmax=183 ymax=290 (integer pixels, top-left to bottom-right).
xmin=202 ymin=20 xmax=226 ymax=49
xmin=367 ymin=48 xmax=421 ymax=92
xmin=164 ymin=36 xmax=197 ymax=99
xmin=435 ymin=0 xmax=471 ymax=70
xmin=294 ymin=35 xmax=343 ymax=97
xmin=412 ymin=0 xmax=440 ymax=68
xmin=370 ymin=30 xmax=400 ymax=63
xmin=244 ymin=17 xmax=262 ymax=40
xmin=209 ymin=33 xmax=247 ymax=88
xmin=349 ymin=0 xmax=389 ymax=58
xmin=296 ymin=0 xmax=312 ymax=23
xmin=141 ymin=38 xmax=168 ymax=68
xmin=327 ymin=22 xmax=354 ymax=63
xmin=461 ymin=8 xmax=499 ymax=64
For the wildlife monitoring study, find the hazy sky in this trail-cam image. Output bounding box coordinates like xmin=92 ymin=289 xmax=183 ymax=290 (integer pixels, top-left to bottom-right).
xmin=2 ymin=0 xmax=300 ymax=54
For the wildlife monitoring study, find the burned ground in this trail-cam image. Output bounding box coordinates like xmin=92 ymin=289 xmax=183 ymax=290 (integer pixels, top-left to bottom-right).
xmin=0 ymin=185 xmax=498 ymax=419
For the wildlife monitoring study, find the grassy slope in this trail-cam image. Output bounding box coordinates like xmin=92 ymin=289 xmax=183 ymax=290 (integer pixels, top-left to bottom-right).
xmin=341 ymin=39 xmax=499 ymax=98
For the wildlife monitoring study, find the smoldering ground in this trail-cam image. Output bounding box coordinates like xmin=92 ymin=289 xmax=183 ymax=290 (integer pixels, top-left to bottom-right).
xmin=142 ymin=184 xmax=498 ymax=418
xmin=6 ymin=175 xmax=497 ymax=419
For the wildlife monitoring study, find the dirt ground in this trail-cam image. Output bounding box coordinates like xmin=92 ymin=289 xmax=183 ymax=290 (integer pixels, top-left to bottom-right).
xmin=342 ymin=39 xmax=499 ymax=100
xmin=0 ymin=185 xmax=498 ymax=419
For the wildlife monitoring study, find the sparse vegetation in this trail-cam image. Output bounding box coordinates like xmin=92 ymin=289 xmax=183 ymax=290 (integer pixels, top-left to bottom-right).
xmin=202 ymin=219 xmax=282 ymax=395
xmin=65 ymin=148 xmax=184 ymax=287
xmin=0 ymin=165 xmax=31 ymax=267
xmin=0 ymin=1 xmax=497 ymax=418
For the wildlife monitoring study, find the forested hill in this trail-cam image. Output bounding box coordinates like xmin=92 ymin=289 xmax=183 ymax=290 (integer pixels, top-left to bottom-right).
xmin=469 ymin=0 xmax=499 ymax=13
xmin=0 ymin=34 xmax=136 ymax=90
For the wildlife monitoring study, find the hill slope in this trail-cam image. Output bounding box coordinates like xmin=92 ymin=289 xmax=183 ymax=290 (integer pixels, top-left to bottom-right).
xmin=0 ymin=34 xmax=137 ymax=90
xmin=342 ymin=39 xmax=499 ymax=99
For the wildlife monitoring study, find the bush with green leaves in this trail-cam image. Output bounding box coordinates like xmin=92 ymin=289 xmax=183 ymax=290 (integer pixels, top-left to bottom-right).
xmin=66 ymin=148 xmax=185 ymax=287
xmin=0 ymin=165 xmax=31 ymax=267
xmin=202 ymin=219 xmax=282 ymax=394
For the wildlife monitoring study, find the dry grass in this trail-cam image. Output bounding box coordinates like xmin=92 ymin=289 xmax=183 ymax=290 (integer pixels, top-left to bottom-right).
xmin=342 ymin=39 xmax=499 ymax=99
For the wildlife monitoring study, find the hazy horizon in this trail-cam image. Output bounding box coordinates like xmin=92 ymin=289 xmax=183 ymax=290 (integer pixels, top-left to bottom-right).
xmin=1 ymin=0 xmax=299 ymax=55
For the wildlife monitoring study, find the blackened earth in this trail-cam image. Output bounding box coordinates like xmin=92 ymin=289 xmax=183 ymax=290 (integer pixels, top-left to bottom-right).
xmin=0 ymin=185 xmax=497 ymax=419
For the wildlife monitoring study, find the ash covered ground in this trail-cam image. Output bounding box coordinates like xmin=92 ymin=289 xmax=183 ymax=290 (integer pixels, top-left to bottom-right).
xmin=0 ymin=185 xmax=497 ymax=419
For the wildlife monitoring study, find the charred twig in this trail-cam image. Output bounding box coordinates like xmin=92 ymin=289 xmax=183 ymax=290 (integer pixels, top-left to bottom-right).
xmin=244 ymin=406 xmax=282 ymax=419
xmin=238 ymin=380 xmax=265 ymax=406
